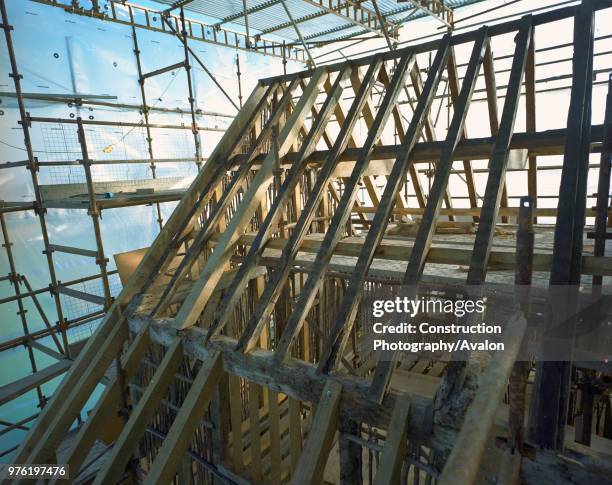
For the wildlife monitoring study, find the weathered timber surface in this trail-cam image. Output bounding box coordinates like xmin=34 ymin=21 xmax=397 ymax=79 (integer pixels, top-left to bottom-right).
xmin=127 ymin=316 xmax=459 ymax=453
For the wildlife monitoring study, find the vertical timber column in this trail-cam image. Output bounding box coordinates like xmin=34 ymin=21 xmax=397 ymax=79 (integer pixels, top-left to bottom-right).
xmin=533 ymin=0 xmax=595 ymax=450
xmin=592 ymin=75 xmax=612 ymax=289
xmin=509 ymin=197 xmax=534 ymax=453
xmin=0 ymin=0 xmax=70 ymax=356
xmin=339 ymin=416 xmax=362 ymax=484
xmin=526 ymin=31 xmax=538 ymax=223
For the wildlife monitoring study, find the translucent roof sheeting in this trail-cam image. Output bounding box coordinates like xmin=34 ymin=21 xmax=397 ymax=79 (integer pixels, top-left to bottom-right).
xmin=149 ymin=0 xmax=486 ymax=43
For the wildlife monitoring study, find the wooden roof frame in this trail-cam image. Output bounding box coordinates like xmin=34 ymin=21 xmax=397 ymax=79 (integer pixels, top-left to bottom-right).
xmin=12 ymin=1 xmax=612 ymax=483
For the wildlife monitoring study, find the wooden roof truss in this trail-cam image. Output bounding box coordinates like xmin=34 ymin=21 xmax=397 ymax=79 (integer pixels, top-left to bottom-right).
xmin=12 ymin=1 xmax=612 ymax=483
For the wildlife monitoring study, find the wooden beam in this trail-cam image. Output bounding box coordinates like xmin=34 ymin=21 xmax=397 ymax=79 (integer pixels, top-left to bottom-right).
xmin=374 ymin=394 xmax=411 ymax=485
xmin=144 ymin=350 xmax=223 ymax=484
xmin=289 ymin=380 xmax=342 ymax=485
xmin=526 ymin=31 xmax=538 ymax=221
xmin=0 ymin=359 xmax=71 ymax=406
xmin=466 ymin=17 xmax=532 ymax=285
xmin=317 ymin=35 xmax=451 ymax=374
xmin=63 ymin=329 xmax=150 ymax=477
xmin=174 ymin=68 xmax=328 ymax=330
xmin=233 ymin=59 xmax=383 ymax=352
xmin=352 ymin=205 xmax=609 ymax=218
xmin=401 ymin=28 xmax=488 ymax=284
xmin=339 ymin=416 xmax=362 ymax=484
xmin=248 ymin=382 xmax=263 ymax=482
xmin=229 ymin=374 xmax=244 ymax=472
xmin=369 ymin=29 xmax=490 ymax=403
xmin=93 ymin=339 xmax=184 ymax=485
xmin=273 ymin=52 xmax=414 ymax=362
xmin=268 ymin=390 xmax=282 ymax=483
xmin=232 ymin=125 xmax=607 ymax=172
xmin=410 ymin=59 xmax=449 ymax=213
xmin=593 ymin=76 xmax=612 ymax=286
xmin=206 ymin=66 xmax=350 ymax=340
xmin=533 ymin=0 xmax=596 ymax=450
xmin=129 ymin=317 xmax=441 ymax=449
xmin=435 ymin=17 xmax=532 ymax=434
xmin=12 ymin=83 xmax=269 ymax=466
xmin=448 ymin=45 xmax=479 ymax=219
xmin=223 ymin=232 xmax=612 ymax=277
xmin=151 ymin=82 xmax=290 ymax=317
xmin=482 ymin=39 xmax=510 ymax=222
xmin=438 ymin=313 xmax=527 ymax=485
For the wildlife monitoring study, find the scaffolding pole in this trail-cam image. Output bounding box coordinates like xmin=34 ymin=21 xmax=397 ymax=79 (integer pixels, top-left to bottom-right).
xmin=0 ymin=0 xmax=70 ymax=357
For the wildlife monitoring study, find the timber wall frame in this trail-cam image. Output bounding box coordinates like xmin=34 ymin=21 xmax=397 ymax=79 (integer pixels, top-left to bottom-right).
xmin=4 ymin=0 xmax=612 ymax=483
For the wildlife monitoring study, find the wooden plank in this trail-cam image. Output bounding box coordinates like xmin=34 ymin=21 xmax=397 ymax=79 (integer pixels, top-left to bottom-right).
xmin=593 ymin=75 xmax=612 ymax=286
xmin=349 ymin=66 xmax=382 ymax=210
xmin=206 ymin=66 xmax=350 ymax=340
xmin=225 ymin=232 xmax=612 ymax=277
xmin=93 ymin=339 xmax=183 ymax=485
xmin=409 ymin=60 xmax=448 ymax=212
xmin=273 ymin=52 xmax=414 ymax=362
xmin=16 ymin=314 xmax=129 ymax=469
xmin=234 ymin=124 xmax=606 ymax=173
xmin=233 ymin=58 xmax=383 ymax=352
xmin=56 ymin=285 xmax=106 ymax=306
xmin=289 ymin=380 xmax=342 ymax=485
xmin=482 ymin=40 xmax=509 ymax=222
xmin=13 ymin=83 xmax=268 ymax=466
xmin=351 ymin=205 xmax=608 ymax=219
xmin=369 ymin=29 xmax=490 ymax=403
xmin=374 ymin=394 xmax=411 ymax=485
xmin=144 ymin=350 xmax=223 ymax=484
xmin=48 ymin=244 xmax=98 ymax=258
xmin=482 ymin=42 xmax=500 ymax=136
xmin=174 ymin=68 xmax=328 ymax=330
xmin=317 ymin=36 xmax=451 ymax=374
xmin=63 ymin=329 xmax=150 ymax=476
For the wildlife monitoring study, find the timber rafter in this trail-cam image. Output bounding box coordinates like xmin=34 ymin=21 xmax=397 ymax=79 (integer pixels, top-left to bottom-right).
xmin=13 ymin=2 xmax=612 ymax=484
